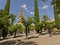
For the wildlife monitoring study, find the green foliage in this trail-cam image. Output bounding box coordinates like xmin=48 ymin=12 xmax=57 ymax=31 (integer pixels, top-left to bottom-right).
xmin=56 ymin=0 xmax=60 ymax=14
xmin=29 ymin=23 xmax=35 ymax=30
xmin=51 ymin=0 xmax=56 ymax=5
xmin=51 ymin=0 xmax=60 ymax=28
xmin=0 ymin=13 xmax=10 ymax=38
xmin=9 ymin=24 xmax=22 ymax=35
xmin=4 ymin=0 xmax=10 ymax=15
xmin=27 ymin=16 xmax=33 ymax=24
xmin=23 ymin=16 xmax=33 ymax=38
xmin=9 ymin=25 xmax=15 ymax=35
xmin=1 ymin=0 xmax=10 ymax=38
xmin=34 ymin=0 xmax=40 ymax=32
xmin=34 ymin=0 xmax=40 ymax=23
xmin=0 ymin=0 xmax=16 ymax=38
xmin=41 ymin=15 xmax=55 ymax=29
xmin=23 ymin=16 xmax=33 ymax=27
xmin=17 ymin=25 xmax=25 ymax=33
xmin=9 ymin=14 xmax=16 ymax=25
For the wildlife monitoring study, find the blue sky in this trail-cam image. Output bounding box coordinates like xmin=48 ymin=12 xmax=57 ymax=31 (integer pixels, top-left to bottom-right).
xmin=0 ymin=0 xmax=54 ymax=23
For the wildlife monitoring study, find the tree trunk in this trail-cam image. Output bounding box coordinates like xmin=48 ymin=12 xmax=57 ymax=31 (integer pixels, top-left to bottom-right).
xmin=25 ymin=26 xmax=28 ymax=38
xmin=28 ymin=26 xmax=30 ymax=33
xmin=14 ymin=30 xmax=17 ymax=37
xmin=2 ymin=28 xmax=8 ymax=39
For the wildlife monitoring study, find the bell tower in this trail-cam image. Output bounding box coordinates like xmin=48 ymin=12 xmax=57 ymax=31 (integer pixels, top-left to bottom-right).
xmin=18 ymin=8 xmax=24 ymax=25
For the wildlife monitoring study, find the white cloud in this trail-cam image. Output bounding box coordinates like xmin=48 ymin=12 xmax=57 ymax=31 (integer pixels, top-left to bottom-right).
xmin=21 ymin=4 xmax=29 ymax=13
xmin=21 ymin=4 xmax=26 ymax=8
xmin=30 ymin=12 xmax=34 ymax=15
xmin=25 ymin=8 xmax=29 ymax=13
xmin=42 ymin=5 xmax=49 ymax=9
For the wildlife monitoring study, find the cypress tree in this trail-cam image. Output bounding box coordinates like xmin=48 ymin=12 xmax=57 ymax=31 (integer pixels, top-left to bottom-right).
xmin=51 ymin=0 xmax=60 ymax=28
xmin=4 ymin=0 xmax=10 ymax=15
xmin=2 ymin=0 xmax=10 ymax=38
xmin=56 ymin=0 xmax=60 ymax=28
xmin=34 ymin=0 xmax=40 ymax=33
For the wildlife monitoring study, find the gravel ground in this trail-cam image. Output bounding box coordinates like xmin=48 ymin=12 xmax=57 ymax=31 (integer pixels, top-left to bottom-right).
xmin=0 ymin=34 xmax=60 ymax=45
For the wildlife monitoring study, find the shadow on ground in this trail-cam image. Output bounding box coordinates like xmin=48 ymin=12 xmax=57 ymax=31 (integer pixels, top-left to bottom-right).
xmin=28 ymin=36 xmax=39 ymax=39
xmin=0 ymin=40 xmax=38 ymax=45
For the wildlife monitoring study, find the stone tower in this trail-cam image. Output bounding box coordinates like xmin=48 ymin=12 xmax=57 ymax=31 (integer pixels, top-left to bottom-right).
xmin=18 ymin=8 xmax=24 ymax=25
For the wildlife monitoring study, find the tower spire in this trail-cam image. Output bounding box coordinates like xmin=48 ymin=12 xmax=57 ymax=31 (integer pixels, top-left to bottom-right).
xmin=18 ymin=8 xmax=24 ymax=25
